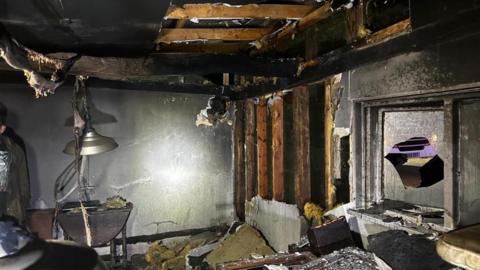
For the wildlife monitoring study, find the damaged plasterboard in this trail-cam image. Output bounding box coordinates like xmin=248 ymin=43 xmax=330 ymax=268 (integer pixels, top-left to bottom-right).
xmin=245 ymin=196 xmax=308 ymax=252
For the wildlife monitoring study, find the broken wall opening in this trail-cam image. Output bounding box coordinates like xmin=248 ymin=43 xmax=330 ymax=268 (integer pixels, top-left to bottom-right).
xmin=383 ymin=109 xmax=445 ymax=208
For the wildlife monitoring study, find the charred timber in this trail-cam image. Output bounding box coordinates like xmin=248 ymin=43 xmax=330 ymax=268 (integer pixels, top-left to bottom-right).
xmin=0 ymin=53 xmax=299 ymax=80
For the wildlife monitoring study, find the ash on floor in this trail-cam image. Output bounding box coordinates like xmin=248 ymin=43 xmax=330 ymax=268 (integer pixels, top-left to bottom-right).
xmin=368 ymin=230 xmax=462 ymax=270
xmin=292 ymin=247 xmax=380 ymax=270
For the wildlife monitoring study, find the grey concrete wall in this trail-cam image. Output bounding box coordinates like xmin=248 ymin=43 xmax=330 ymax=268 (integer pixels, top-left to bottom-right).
xmin=0 ymin=84 xmax=234 ymax=238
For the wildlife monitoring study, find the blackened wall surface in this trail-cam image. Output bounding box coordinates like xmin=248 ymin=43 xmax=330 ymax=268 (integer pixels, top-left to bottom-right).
xmin=336 ymin=25 xmax=480 ymax=225
xmin=0 ymin=84 xmax=234 ymax=237
xmin=349 ymin=32 xmax=480 ymax=100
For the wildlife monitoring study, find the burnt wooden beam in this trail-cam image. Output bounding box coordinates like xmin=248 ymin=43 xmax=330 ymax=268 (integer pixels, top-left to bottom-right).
xmin=0 ymin=53 xmax=299 ymax=81
xmin=156 ymin=42 xmax=251 ymax=54
xmin=271 ymin=95 xmax=285 ymax=202
xmin=366 ymin=18 xmax=411 ymax=45
xmin=293 ymin=86 xmax=311 ymax=208
xmin=245 ymin=99 xmax=256 ymax=200
xmin=165 ymin=4 xmax=315 ymax=20
xmin=157 ymin=28 xmax=271 ymax=43
xmin=233 ymin=99 xmax=246 ymax=221
xmin=255 ymin=2 xmax=333 ymax=53
xmin=86 ymin=78 xmax=235 ymax=96
xmin=256 ymin=97 xmax=269 ymax=199
xmin=0 ymin=70 xmax=234 ymax=96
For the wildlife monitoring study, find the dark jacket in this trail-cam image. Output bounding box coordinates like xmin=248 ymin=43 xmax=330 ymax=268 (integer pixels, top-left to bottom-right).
xmin=1 ymin=135 xmax=30 ymax=223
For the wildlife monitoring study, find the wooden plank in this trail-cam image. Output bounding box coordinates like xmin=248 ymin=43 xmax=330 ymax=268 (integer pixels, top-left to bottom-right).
xmin=271 ymin=95 xmax=285 ymax=201
xmin=220 ymin=252 xmax=317 ymax=270
xmin=157 ymin=28 xmax=271 ymax=43
xmin=156 ymin=42 xmax=250 ymax=53
xmin=324 ymin=78 xmax=335 ymax=210
xmin=245 ymin=99 xmax=256 ymax=200
xmin=256 ymin=97 xmax=269 ymax=199
xmin=293 ymin=86 xmax=311 ymax=208
xmin=366 ymin=18 xmax=411 ymax=45
xmin=165 ymin=4 xmax=315 ymax=20
xmin=256 ymin=2 xmax=333 ymax=52
xmin=234 ymin=100 xmax=246 ymax=221
xmin=345 ymin=0 xmax=365 ymax=43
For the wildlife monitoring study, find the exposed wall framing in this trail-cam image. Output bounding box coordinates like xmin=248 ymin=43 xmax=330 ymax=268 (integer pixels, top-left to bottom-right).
xmin=293 ymin=86 xmax=311 ymax=209
xmin=271 ymin=95 xmax=285 ymax=202
xmin=245 ymin=99 xmax=257 ymax=201
xmin=256 ymin=97 xmax=269 ymax=199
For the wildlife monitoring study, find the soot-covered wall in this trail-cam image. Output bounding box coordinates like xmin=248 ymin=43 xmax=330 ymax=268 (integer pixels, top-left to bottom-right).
xmin=0 ymin=84 xmax=234 ymax=237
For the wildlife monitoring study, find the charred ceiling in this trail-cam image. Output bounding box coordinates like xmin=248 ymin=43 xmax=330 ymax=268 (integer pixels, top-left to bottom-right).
xmin=1 ymin=0 xmax=476 ymax=99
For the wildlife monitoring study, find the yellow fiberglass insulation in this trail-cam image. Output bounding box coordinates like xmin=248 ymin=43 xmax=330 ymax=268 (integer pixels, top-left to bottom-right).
xmin=304 ymin=202 xmax=324 ymax=226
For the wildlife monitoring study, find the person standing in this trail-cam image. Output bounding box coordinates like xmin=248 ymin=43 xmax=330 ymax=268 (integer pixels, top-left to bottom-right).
xmin=0 ymin=103 xmax=30 ymax=224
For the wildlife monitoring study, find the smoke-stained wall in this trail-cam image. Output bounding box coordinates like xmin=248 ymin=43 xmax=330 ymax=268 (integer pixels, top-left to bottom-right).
xmin=0 ymin=84 xmax=234 ymax=237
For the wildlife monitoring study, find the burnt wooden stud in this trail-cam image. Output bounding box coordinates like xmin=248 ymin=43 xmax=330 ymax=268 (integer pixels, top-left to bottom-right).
xmin=256 ymin=97 xmax=269 ymax=199
xmin=245 ymin=99 xmax=256 ymax=200
xmin=233 ymin=101 xmax=246 ymax=220
xmin=271 ymin=95 xmax=285 ymax=202
xmin=293 ymin=86 xmax=311 ymax=208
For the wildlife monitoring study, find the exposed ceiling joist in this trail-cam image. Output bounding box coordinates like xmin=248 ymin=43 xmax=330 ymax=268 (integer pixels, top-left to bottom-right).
xmin=165 ymin=4 xmax=315 ymax=20
xmin=156 ymin=42 xmax=251 ymax=53
xmin=255 ymin=2 xmax=333 ymax=52
xmin=366 ymin=18 xmax=411 ymax=45
xmin=157 ymin=28 xmax=271 ymax=43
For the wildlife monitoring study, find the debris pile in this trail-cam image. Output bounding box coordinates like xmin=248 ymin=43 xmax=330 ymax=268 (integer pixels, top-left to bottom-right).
xmin=292 ymin=247 xmax=380 ymax=270
xmin=145 ymin=236 xmax=211 ymax=270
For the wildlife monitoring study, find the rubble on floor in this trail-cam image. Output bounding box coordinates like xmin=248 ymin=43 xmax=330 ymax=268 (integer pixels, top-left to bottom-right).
xmin=291 ymin=247 xmax=381 ymax=270
xmin=144 ymin=231 xmax=219 ymax=270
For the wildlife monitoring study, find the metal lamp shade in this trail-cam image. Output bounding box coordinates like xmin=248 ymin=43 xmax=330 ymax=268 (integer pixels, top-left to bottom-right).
xmin=64 ymin=129 xmax=118 ymax=156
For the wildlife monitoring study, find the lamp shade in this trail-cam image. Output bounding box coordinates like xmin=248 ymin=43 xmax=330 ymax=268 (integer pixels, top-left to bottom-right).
xmin=64 ymin=129 xmax=118 ymax=156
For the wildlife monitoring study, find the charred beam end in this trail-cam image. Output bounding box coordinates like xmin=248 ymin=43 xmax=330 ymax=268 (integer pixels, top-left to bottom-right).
xmin=0 ymin=53 xmax=299 ymax=80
